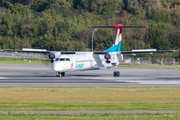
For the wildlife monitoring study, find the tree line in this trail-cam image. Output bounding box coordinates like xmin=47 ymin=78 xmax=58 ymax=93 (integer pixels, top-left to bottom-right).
xmin=0 ymin=0 xmax=180 ymax=55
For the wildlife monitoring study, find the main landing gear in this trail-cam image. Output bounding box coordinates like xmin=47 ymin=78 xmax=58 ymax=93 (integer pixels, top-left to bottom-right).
xmin=113 ymin=65 xmax=120 ymax=77
xmin=56 ymin=72 xmax=65 ymax=77
xmin=113 ymin=71 xmax=120 ymax=77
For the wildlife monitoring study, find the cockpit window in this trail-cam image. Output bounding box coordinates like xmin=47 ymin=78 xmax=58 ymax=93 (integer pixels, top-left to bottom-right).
xmin=59 ymin=58 xmax=70 ymax=61
xmin=55 ymin=58 xmax=59 ymax=61
xmin=60 ymin=58 xmax=65 ymax=61
xmin=66 ymin=58 xmax=70 ymax=61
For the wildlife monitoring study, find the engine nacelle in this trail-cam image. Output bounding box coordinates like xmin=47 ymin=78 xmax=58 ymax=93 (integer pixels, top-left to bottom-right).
xmin=104 ymin=54 xmax=111 ymax=59
xmin=49 ymin=53 xmax=55 ymax=63
xmin=49 ymin=53 xmax=55 ymax=59
xmin=104 ymin=54 xmax=111 ymax=63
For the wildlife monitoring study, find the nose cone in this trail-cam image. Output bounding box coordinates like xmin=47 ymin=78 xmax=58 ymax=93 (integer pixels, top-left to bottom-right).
xmin=53 ymin=62 xmax=65 ymax=72
xmin=53 ymin=62 xmax=59 ymax=71
xmin=53 ymin=61 xmax=71 ymax=72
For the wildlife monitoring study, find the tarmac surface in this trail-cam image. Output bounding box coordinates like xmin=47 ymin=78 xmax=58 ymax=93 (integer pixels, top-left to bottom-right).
xmin=1 ymin=64 xmax=180 ymax=114
xmin=0 ymin=64 xmax=180 ymax=86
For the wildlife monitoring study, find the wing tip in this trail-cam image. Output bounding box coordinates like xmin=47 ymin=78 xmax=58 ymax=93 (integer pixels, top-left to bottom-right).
xmin=174 ymin=50 xmax=179 ymax=52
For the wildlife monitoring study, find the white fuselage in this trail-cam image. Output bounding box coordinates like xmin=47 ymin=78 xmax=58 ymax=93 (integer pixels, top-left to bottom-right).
xmin=52 ymin=52 xmax=119 ymax=72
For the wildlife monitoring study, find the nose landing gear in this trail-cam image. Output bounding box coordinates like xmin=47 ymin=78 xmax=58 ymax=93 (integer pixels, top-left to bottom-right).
xmin=56 ymin=72 xmax=65 ymax=77
xmin=56 ymin=73 xmax=60 ymax=77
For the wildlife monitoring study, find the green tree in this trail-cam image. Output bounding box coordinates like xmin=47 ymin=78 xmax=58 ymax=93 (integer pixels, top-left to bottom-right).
xmin=76 ymin=41 xmax=85 ymax=51
xmin=148 ymin=24 xmax=170 ymax=50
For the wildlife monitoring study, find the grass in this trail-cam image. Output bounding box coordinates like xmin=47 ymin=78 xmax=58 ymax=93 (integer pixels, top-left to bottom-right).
xmin=0 ymin=86 xmax=180 ymax=111
xmin=119 ymin=64 xmax=180 ymax=69
xmin=0 ymin=113 xmax=180 ymax=120
xmin=0 ymin=57 xmax=50 ymax=64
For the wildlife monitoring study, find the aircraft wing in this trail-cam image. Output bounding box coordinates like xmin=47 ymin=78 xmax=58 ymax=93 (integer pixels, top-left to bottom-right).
xmin=1 ymin=49 xmax=178 ymax=54
xmin=1 ymin=49 xmax=76 ymax=54
xmin=1 ymin=49 xmax=50 ymax=53
xmin=93 ymin=50 xmax=178 ymax=55
xmin=120 ymin=50 xmax=178 ymax=54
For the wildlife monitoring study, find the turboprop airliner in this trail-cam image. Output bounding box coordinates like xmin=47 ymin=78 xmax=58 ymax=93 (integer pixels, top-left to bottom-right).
xmin=1 ymin=24 xmax=178 ymax=77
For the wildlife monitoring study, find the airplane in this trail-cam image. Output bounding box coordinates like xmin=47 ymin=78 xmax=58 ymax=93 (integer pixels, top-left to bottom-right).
xmin=1 ymin=24 xmax=178 ymax=77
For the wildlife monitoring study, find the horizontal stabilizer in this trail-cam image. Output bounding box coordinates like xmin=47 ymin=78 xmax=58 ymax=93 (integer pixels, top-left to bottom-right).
xmin=122 ymin=26 xmax=148 ymax=28
xmin=92 ymin=25 xmax=148 ymax=29
xmin=92 ymin=26 xmax=115 ymax=28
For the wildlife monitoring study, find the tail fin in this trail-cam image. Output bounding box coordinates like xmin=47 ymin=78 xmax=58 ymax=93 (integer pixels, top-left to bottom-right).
xmin=92 ymin=25 xmax=148 ymax=52
xmin=104 ymin=25 xmax=123 ymax=52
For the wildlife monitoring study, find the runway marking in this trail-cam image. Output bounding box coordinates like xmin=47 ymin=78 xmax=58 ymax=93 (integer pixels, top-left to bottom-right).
xmin=118 ymin=69 xmax=156 ymax=71
xmin=121 ymin=80 xmax=180 ymax=85
xmin=130 ymin=72 xmax=170 ymax=76
xmin=81 ymin=76 xmax=180 ymax=85
xmin=0 ymin=77 xmax=8 ymax=79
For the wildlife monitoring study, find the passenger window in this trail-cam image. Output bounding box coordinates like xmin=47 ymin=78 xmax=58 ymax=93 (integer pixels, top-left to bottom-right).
xmin=66 ymin=58 xmax=70 ymax=61
xmin=55 ymin=58 xmax=59 ymax=61
xmin=60 ymin=58 xmax=65 ymax=61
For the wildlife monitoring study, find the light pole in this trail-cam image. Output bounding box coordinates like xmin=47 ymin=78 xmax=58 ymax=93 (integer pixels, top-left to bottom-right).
xmin=92 ymin=29 xmax=97 ymax=51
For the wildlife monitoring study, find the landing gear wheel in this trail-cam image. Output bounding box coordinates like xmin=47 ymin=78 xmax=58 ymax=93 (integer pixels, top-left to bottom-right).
xmin=61 ymin=72 xmax=65 ymax=77
xmin=113 ymin=71 xmax=120 ymax=77
xmin=56 ymin=72 xmax=61 ymax=77
xmin=113 ymin=71 xmax=117 ymax=77
xmin=56 ymin=73 xmax=60 ymax=77
xmin=116 ymin=71 xmax=120 ymax=77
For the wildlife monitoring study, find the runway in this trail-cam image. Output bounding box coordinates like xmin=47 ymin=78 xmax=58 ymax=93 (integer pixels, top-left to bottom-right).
xmin=1 ymin=64 xmax=180 ymax=114
xmin=1 ymin=64 xmax=180 ymax=86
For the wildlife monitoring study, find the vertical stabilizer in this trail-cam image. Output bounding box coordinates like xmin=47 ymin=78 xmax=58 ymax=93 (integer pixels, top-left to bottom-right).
xmin=91 ymin=25 xmax=148 ymax=52
xmin=104 ymin=24 xmax=123 ymax=52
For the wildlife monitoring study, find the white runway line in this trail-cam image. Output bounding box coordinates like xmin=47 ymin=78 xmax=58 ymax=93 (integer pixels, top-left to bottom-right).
xmin=0 ymin=77 xmax=8 ymax=79
xmin=130 ymin=81 xmax=180 ymax=85
xmin=82 ymin=76 xmax=180 ymax=85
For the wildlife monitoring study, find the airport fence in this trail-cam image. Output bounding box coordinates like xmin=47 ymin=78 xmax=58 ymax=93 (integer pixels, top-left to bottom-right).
xmin=0 ymin=51 xmax=49 ymax=60
xmin=0 ymin=51 xmax=180 ymax=66
xmin=121 ymin=56 xmax=180 ymax=66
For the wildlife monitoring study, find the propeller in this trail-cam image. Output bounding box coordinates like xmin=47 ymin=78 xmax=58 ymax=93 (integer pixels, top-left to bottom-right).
xmin=39 ymin=53 xmax=53 ymax=69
